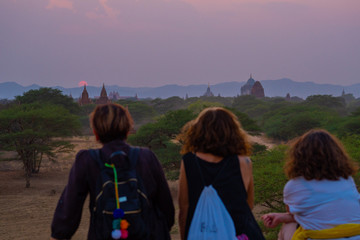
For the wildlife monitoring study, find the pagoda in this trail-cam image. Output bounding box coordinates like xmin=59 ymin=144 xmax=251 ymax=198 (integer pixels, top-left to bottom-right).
xmin=78 ymin=85 xmax=92 ymax=105
xmin=96 ymin=83 xmax=111 ymax=104
xmin=203 ymin=83 xmax=214 ymax=97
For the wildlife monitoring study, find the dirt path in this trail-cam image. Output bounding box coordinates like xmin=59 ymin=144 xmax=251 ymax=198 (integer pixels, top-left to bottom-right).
xmin=248 ymin=133 xmax=277 ymax=149
xmin=0 ymin=135 xmax=275 ymax=239
xmin=0 ymin=137 xmax=180 ymax=240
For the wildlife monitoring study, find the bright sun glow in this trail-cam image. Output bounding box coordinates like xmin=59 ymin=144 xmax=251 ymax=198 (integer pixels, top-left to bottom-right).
xmin=78 ymin=81 xmax=88 ymax=87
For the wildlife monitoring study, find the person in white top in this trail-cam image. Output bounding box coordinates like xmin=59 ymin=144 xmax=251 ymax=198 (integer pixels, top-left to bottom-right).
xmin=261 ymin=129 xmax=360 ymax=240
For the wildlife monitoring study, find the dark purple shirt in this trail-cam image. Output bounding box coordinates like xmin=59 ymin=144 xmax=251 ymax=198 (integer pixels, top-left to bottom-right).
xmin=51 ymin=139 xmax=175 ymax=239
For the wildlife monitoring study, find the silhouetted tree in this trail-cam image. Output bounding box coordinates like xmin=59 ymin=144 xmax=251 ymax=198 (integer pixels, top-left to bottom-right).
xmin=0 ymin=103 xmax=81 ymax=187
xmin=16 ymin=88 xmax=80 ymax=114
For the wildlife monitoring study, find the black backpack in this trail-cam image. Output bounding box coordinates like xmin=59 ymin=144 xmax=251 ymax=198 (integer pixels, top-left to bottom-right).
xmin=89 ymin=147 xmax=150 ymax=240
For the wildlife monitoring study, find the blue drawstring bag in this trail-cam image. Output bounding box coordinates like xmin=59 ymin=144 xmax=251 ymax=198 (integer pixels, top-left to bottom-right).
xmin=188 ymin=185 xmax=237 ymax=240
xmin=187 ymin=158 xmax=238 ymax=240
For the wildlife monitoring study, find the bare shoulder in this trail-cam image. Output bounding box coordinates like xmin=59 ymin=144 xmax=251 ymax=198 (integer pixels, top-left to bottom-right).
xmin=237 ymin=156 xmax=252 ymax=166
xmin=237 ymin=156 xmax=253 ymax=193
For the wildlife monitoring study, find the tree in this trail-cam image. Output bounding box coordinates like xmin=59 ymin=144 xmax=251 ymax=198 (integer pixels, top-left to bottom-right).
xmin=128 ymin=109 xmax=196 ymax=149
xmin=156 ymin=109 xmax=196 ymax=138
xmin=198 ymin=96 xmax=233 ymax=107
xmin=341 ymin=93 xmax=355 ymax=104
xmin=347 ymin=100 xmax=360 ymax=114
xmin=350 ymin=106 xmax=360 ymax=117
xmin=226 ymin=108 xmax=262 ymax=134
xmin=123 ymin=101 xmax=157 ymax=126
xmin=232 ymin=95 xmax=264 ymax=111
xmin=232 ymin=95 xmax=270 ymax=119
xmin=128 ymin=122 xmax=163 ymax=148
xmin=150 ymin=96 xmax=186 ymax=114
xmin=187 ymin=100 xmax=224 ymax=114
xmin=262 ymin=105 xmax=335 ymax=141
xmin=338 ymin=112 xmax=360 ymax=136
xmin=305 ymin=95 xmax=346 ymax=115
xmin=0 ymin=103 xmax=81 ymax=187
xmin=16 ymin=88 xmax=80 ymax=114
xmin=0 ymin=99 xmax=13 ymax=110
xmin=305 ymin=95 xmax=345 ymax=108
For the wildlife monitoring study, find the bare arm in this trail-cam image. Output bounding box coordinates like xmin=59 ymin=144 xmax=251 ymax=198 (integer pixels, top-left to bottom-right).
xmin=261 ymin=212 xmax=295 ymax=228
xmin=261 ymin=205 xmax=296 ymax=228
xmin=239 ymin=156 xmax=254 ymax=209
xmin=178 ymin=161 xmax=189 ymax=240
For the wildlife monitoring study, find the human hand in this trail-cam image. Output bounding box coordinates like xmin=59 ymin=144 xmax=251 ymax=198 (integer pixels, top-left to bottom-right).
xmin=261 ymin=212 xmax=294 ymax=228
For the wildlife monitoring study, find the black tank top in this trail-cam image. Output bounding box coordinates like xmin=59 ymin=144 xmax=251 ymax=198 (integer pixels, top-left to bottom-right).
xmin=183 ymin=152 xmax=265 ymax=240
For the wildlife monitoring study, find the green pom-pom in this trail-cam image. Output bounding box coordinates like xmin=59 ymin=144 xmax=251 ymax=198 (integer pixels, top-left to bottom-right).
xmin=112 ymin=219 xmax=121 ymax=229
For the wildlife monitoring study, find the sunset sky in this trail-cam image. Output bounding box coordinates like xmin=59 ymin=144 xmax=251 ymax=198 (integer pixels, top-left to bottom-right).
xmin=1 ymin=0 xmax=359 ymax=88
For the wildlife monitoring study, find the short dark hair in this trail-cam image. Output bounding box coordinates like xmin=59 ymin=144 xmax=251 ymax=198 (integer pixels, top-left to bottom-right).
xmin=90 ymin=103 xmax=133 ymax=144
xmin=285 ymin=129 xmax=358 ymax=180
xmin=180 ymin=107 xmax=251 ymax=157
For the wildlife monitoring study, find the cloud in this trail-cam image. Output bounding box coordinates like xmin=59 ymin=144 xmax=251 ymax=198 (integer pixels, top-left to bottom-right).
xmin=99 ymin=0 xmax=119 ymax=19
xmin=46 ymin=0 xmax=74 ymax=11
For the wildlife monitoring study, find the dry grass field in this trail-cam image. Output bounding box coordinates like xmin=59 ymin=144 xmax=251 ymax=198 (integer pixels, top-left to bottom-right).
xmin=0 ymin=137 xmax=181 ymax=240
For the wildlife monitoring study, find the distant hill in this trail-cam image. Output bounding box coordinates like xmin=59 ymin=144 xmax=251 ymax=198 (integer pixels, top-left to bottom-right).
xmin=261 ymin=79 xmax=360 ymax=99
xmin=0 ymin=79 xmax=359 ymax=100
xmin=0 ymin=82 xmax=43 ymax=100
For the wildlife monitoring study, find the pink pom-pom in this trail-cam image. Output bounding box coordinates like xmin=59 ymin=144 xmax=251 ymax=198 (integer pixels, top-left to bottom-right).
xmin=237 ymin=234 xmax=249 ymax=240
xmin=120 ymin=229 xmax=128 ymax=239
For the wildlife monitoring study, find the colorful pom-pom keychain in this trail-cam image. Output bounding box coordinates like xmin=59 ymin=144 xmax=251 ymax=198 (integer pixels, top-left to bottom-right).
xmin=105 ymin=163 xmax=130 ymax=239
xmin=237 ymin=234 xmax=249 ymax=240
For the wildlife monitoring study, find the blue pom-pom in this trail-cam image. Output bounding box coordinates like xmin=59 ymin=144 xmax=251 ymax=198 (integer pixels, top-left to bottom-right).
xmin=111 ymin=229 xmax=121 ymax=239
xmin=113 ymin=209 xmax=125 ymax=219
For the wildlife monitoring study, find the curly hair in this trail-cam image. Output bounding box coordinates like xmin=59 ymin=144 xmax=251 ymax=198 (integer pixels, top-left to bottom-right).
xmin=180 ymin=107 xmax=251 ymax=157
xmin=285 ymin=129 xmax=358 ymax=180
xmin=90 ymin=103 xmax=133 ymax=144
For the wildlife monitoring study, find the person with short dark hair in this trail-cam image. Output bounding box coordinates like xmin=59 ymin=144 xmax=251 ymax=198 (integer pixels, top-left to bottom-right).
xmin=178 ymin=107 xmax=265 ymax=240
xmin=51 ymin=103 xmax=174 ymax=240
xmin=262 ymin=129 xmax=360 ymax=240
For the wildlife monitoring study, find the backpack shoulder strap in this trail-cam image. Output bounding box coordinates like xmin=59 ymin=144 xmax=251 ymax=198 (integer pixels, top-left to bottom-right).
xmin=128 ymin=146 xmax=140 ymax=169
xmin=89 ymin=149 xmax=104 ymax=169
xmin=128 ymin=146 xmax=149 ymax=199
xmin=89 ymin=147 xmax=139 ymax=169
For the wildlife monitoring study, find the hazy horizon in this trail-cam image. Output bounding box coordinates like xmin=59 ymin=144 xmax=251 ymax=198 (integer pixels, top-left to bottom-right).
xmin=3 ymin=77 xmax=360 ymax=89
xmin=1 ymin=0 xmax=359 ymax=88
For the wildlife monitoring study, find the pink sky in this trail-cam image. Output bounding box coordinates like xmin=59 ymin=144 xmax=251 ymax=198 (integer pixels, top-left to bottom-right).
xmin=0 ymin=0 xmax=359 ymax=87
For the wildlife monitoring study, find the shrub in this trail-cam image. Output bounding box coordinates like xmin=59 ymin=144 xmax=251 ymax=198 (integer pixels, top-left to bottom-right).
xmin=252 ymin=145 xmax=288 ymax=211
xmin=341 ymin=134 xmax=360 ymax=190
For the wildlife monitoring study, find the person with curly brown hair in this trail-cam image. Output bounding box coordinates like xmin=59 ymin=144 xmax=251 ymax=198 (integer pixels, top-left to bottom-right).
xmin=178 ymin=107 xmax=265 ymax=240
xmin=262 ymin=129 xmax=360 ymax=240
